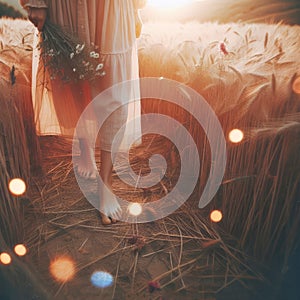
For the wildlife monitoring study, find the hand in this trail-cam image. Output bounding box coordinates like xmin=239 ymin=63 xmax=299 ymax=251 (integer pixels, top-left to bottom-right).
xmin=27 ymin=7 xmax=47 ymax=31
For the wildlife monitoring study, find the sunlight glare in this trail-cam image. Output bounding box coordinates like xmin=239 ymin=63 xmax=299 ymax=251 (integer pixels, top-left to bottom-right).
xmin=128 ymin=203 xmax=142 ymax=216
xmin=9 ymin=178 xmax=26 ymax=196
xmin=49 ymin=257 xmax=76 ymax=282
xmin=229 ymin=129 xmax=244 ymax=144
xmin=14 ymin=244 xmax=27 ymax=257
xmin=210 ymin=210 xmax=223 ymax=223
xmin=292 ymin=76 xmax=300 ymax=94
xmin=0 ymin=253 xmax=12 ymax=265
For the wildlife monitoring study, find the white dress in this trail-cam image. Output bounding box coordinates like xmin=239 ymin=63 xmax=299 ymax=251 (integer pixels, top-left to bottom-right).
xmin=22 ymin=0 xmax=143 ymax=151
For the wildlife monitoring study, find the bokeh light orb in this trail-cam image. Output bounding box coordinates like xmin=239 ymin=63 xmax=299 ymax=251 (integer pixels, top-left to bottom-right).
xmin=49 ymin=257 xmax=76 ymax=282
xmin=128 ymin=203 xmax=142 ymax=216
xmin=0 ymin=253 xmax=12 ymax=265
xmin=292 ymin=76 xmax=300 ymax=94
xmin=9 ymin=178 xmax=26 ymax=196
xmin=91 ymin=271 xmax=114 ymax=288
xmin=14 ymin=244 xmax=27 ymax=257
xmin=229 ymin=129 xmax=244 ymax=144
xmin=210 ymin=210 xmax=223 ymax=223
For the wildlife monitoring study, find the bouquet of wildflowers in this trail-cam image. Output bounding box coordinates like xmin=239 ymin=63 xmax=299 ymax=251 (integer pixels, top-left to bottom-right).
xmin=39 ymin=19 xmax=105 ymax=82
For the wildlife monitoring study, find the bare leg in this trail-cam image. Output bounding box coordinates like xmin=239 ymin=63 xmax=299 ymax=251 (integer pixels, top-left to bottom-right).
xmin=70 ymin=82 xmax=98 ymax=179
xmin=98 ymin=150 xmax=120 ymax=225
xmin=90 ymin=81 xmax=121 ymax=224
xmin=76 ymin=138 xmax=98 ymax=179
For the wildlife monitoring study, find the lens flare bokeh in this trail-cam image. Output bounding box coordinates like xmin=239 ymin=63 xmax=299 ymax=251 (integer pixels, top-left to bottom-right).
xmin=91 ymin=271 xmax=114 ymax=288
xmin=292 ymin=76 xmax=300 ymax=94
xmin=8 ymin=178 xmax=26 ymax=196
xmin=0 ymin=253 xmax=12 ymax=265
xmin=14 ymin=244 xmax=27 ymax=257
xmin=128 ymin=203 xmax=142 ymax=216
xmin=229 ymin=129 xmax=244 ymax=144
xmin=49 ymin=257 xmax=76 ymax=283
xmin=210 ymin=210 xmax=223 ymax=223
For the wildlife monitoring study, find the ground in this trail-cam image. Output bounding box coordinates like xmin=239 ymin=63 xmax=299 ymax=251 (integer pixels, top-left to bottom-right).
xmin=24 ymin=136 xmax=269 ymax=300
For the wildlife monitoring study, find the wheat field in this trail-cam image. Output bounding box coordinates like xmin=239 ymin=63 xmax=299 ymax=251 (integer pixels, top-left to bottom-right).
xmin=139 ymin=21 xmax=300 ymax=260
xmin=0 ymin=17 xmax=299 ymax=299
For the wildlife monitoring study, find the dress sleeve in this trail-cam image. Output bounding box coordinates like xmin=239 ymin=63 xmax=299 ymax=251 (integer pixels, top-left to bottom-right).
xmin=19 ymin=0 xmax=48 ymax=8
xmin=133 ymin=0 xmax=147 ymax=10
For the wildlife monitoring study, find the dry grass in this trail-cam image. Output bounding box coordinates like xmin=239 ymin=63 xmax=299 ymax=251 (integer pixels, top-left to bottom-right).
xmin=139 ymin=21 xmax=300 ymax=263
xmin=24 ymin=136 xmax=265 ymax=300
xmin=0 ymin=18 xmax=46 ymax=298
xmin=0 ymin=17 xmax=34 ymax=245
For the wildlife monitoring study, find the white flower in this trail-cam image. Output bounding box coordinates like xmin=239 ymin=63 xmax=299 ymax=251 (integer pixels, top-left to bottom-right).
xmin=76 ymin=44 xmax=85 ymax=54
xmin=70 ymin=53 xmax=75 ymax=59
xmin=96 ymin=63 xmax=104 ymax=71
xmin=90 ymin=51 xmax=100 ymax=59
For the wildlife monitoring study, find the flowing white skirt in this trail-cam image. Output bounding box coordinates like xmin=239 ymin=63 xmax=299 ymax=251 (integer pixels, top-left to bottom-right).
xmin=31 ymin=0 xmax=141 ymax=152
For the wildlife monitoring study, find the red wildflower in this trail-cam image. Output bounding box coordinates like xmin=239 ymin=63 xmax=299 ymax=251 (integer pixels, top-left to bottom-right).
xmin=148 ymin=280 xmax=161 ymax=293
xmin=220 ymin=42 xmax=229 ymax=55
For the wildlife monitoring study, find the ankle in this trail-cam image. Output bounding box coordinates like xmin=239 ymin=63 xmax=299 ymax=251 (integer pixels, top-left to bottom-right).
xmin=101 ymin=177 xmax=112 ymax=188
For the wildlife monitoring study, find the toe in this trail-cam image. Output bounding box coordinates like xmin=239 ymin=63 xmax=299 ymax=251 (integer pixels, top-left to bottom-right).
xmin=111 ymin=209 xmax=121 ymax=220
xmin=90 ymin=170 xmax=97 ymax=180
xmin=101 ymin=215 xmax=112 ymax=225
xmin=109 ymin=217 xmax=117 ymax=223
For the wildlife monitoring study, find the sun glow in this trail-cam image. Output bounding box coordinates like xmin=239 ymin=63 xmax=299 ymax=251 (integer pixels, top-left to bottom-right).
xmin=9 ymin=178 xmax=26 ymax=196
xmin=229 ymin=129 xmax=244 ymax=144
xmin=292 ymin=76 xmax=300 ymax=94
xmin=49 ymin=257 xmax=76 ymax=283
xmin=210 ymin=210 xmax=223 ymax=223
xmin=128 ymin=203 xmax=142 ymax=216
xmin=148 ymin=0 xmax=194 ymax=9
xmin=14 ymin=244 xmax=27 ymax=257
xmin=0 ymin=253 xmax=12 ymax=265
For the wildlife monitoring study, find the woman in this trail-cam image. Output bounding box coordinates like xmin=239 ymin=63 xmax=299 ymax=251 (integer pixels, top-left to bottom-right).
xmin=21 ymin=0 xmax=146 ymax=224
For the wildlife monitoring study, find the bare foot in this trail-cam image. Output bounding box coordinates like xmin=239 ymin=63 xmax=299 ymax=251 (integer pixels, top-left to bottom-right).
xmin=99 ymin=184 xmax=122 ymax=225
xmin=110 ymin=217 xmax=117 ymax=224
xmin=99 ymin=213 xmax=117 ymax=225
xmin=76 ymin=140 xmax=98 ymax=179
xmin=100 ymin=213 xmax=112 ymax=225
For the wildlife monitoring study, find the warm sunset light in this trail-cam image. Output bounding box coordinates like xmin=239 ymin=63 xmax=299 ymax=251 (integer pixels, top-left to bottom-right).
xmin=148 ymin=0 xmax=194 ymax=9
xmin=229 ymin=129 xmax=244 ymax=144
xmin=8 ymin=178 xmax=26 ymax=196
xmin=210 ymin=210 xmax=223 ymax=223
xmin=292 ymin=76 xmax=300 ymax=94
xmin=14 ymin=244 xmax=27 ymax=257
xmin=49 ymin=257 xmax=76 ymax=283
xmin=0 ymin=253 xmax=12 ymax=265
xmin=128 ymin=203 xmax=142 ymax=216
